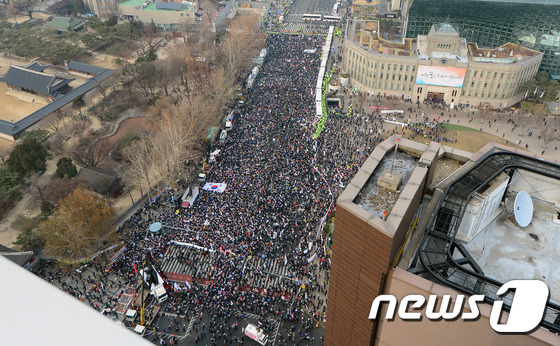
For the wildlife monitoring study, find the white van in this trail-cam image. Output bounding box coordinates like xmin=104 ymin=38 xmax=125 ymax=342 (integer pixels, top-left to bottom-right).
xmin=225 ymin=121 xmax=232 ymax=130
xmin=245 ymin=324 xmax=268 ymax=345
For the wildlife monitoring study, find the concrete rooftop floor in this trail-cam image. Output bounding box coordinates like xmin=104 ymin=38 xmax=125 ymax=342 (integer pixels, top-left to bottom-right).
xmin=464 ymin=195 xmax=560 ymax=304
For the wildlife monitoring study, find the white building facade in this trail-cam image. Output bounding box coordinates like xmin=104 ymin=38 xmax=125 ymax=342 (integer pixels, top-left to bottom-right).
xmin=343 ymin=20 xmax=543 ymax=109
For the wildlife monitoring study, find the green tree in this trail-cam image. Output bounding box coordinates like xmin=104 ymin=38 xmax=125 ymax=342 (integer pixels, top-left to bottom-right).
xmin=136 ymin=48 xmax=157 ymax=63
xmin=521 ymin=78 xmax=538 ymax=100
xmin=38 ymin=188 xmax=116 ymax=262
xmin=544 ymin=79 xmax=559 ymax=102
xmin=55 ymin=157 xmax=78 ymax=179
xmin=6 ymin=138 xmax=50 ymax=176
xmin=21 ymin=128 xmax=49 ymax=144
xmin=146 ymin=49 xmax=157 ymax=62
xmin=72 ymin=94 xmax=85 ymax=109
xmin=80 ymin=32 xmax=101 ymax=47
xmin=536 ymin=70 xmax=549 ymax=86
xmin=106 ymin=13 xmax=118 ymax=26
xmin=0 ymin=167 xmax=21 ymax=200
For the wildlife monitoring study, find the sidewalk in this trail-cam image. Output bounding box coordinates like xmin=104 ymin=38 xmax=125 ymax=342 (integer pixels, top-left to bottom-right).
xmin=345 ymin=94 xmax=560 ymax=162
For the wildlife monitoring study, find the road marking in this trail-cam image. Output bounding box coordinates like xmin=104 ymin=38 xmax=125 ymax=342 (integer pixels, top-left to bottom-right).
xmin=185 ymin=307 xmax=202 ymax=336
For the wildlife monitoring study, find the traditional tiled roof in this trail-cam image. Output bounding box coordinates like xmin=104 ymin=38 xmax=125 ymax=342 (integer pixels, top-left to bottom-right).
xmin=0 ymin=65 xmax=74 ymax=95
xmin=67 ymin=60 xmax=106 ymax=75
xmin=43 ymin=17 xmax=85 ymax=30
xmin=24 ymin=61 xmax=50 ymax=72
xmin=0 ymin=64 xmax=115 ymax=137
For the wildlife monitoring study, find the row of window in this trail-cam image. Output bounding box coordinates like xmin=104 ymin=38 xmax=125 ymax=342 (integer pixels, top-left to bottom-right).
xmin=345 ymin=48 xmax=540 ymax=100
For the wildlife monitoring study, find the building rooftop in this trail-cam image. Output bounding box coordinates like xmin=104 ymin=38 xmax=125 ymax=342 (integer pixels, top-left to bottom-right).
xmin=0 ymin=256 xmax=150 ymax=345
xmin=0 ymin=62 xmax=115 ymax=137
xmin=67 ymin=60 xmax=107 ymax=75
xmin=467 ymin=42 xmax=541 ymax=64
xmin=348 ymin=20 xmax=416 ymax=57
xmin=23 ymin=61 xmax=50 ymax=72
xmin=432 ymin=22 xmax=459 ymax=36
xmin=464 ymin=196 xmax=560 ymax=303
xmin=348 ymin=20 xmax=542 ymax=65
xmin=0 ymin=65 xmax=74 ymax=96
xmin=120 ymin=0 xmax=193 ymax=12
xmin=403 ymin=142 xmax=560 ymax=333
xmin=42 ymin=16 xmax=85 ymax=30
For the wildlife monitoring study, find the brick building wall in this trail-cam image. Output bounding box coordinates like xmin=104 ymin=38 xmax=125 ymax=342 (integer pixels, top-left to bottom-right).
xmin=325 ymin=202 xmax=392 ymax=346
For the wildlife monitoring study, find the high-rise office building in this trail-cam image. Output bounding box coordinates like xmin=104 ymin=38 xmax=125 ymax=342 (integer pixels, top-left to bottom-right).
xmin=406 ymin=0 xmax=560 ymax=79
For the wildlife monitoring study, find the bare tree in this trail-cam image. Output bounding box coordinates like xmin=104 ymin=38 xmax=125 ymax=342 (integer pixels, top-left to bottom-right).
xmin=0 ymin=144 xmax=12 ymax=166
xmin=71 ymin=137 xmax=112 ymax=167
xmin=26 ymin=172 xmax=46 ymax=202
xmin=12 ymin=0 xmax=36 ymax=19
xmin=516 ymin=113 xmax=534 ymax=132
xmin=218 ymin=15 xmax=266 ymax=82
xmin=123 ymin=136 xmax=158 ymax=195
xmin=88 ymin=102 xmax=108 ymax=126
xmin=539 ymin=117 xmax=560 ymax=148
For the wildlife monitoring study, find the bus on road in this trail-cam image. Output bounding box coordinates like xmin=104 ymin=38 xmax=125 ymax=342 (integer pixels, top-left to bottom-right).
xmin=303 ymin=14 xmax=322 ymax=21
xmin=323 ymin=15 xmax=340 ymax=22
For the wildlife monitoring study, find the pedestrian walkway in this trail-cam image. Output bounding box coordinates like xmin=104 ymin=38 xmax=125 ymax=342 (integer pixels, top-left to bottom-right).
xmin=242 ymin=254 xmax=299 ymax=290
xmin=160 ymin=244 xmax=214 ymax=285
xmin=343 ymin=93 xmax=560 ymax=161
xmin=273 ymin=22 xmax=329 ymax=34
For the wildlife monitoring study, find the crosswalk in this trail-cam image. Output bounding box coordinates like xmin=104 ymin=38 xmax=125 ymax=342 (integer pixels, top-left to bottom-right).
xmin=242 ymin=255 xmax=299 ymax=290
xmin=286 ymin=13 xmax=304 ymax=21
xmin=272 ymin=23 xmax=329 ymax=35
xmin=160 ymin=244 xmax=215 ymax=282
xmin=160 ymin=244 xmax=299 ymax=293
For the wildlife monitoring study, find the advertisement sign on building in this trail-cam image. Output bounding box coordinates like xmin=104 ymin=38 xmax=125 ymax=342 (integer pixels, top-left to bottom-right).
xmin=415 ymin=66 xmax=467 ymax=88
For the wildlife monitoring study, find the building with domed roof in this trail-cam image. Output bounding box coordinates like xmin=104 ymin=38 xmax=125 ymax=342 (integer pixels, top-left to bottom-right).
xmin=343 ymin=19 xmax=543 ymax=109
xmin=405 ymin=0 xmax=560 ymax=80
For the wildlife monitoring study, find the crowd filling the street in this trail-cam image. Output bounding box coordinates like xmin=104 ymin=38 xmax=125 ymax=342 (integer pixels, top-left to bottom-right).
xmin=31 ymin=32 xmax=395 ymax=345
xmin=27 ymin=24 xmax=560 ymax=345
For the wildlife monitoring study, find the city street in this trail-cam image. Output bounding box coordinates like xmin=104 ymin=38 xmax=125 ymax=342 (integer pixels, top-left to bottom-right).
xmin=285 ymin=0 xmax=338 ymax=22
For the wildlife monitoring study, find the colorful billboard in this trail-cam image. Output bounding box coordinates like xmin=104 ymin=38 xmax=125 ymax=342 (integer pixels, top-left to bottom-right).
xmin=415 ymin=66 xmax=467 ymax=88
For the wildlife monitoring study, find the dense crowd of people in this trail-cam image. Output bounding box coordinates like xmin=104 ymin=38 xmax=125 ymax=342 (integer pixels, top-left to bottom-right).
xmin=32 ymin=33 xmax=401 ymax=345
xmin=111 ymin=33 xmax=397 ymax=342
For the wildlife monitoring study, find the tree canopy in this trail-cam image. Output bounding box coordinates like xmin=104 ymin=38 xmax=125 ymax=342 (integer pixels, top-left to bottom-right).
xmin=521 ymin=71 xmax=560 ymax=102
xmin=38 ymin=188 xmax=116 ymax=262
xmin=55 ymin=157 xmax=78 ymax=179
xmin=6 ymin=138 xmax=50 ymax=176
xmin=0 ymin=167 xmax=21 ymax=201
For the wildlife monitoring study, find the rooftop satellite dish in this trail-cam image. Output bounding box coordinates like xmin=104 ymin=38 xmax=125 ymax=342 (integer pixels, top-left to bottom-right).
xmin=514 ymin=191 xmax=533 ymax=228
